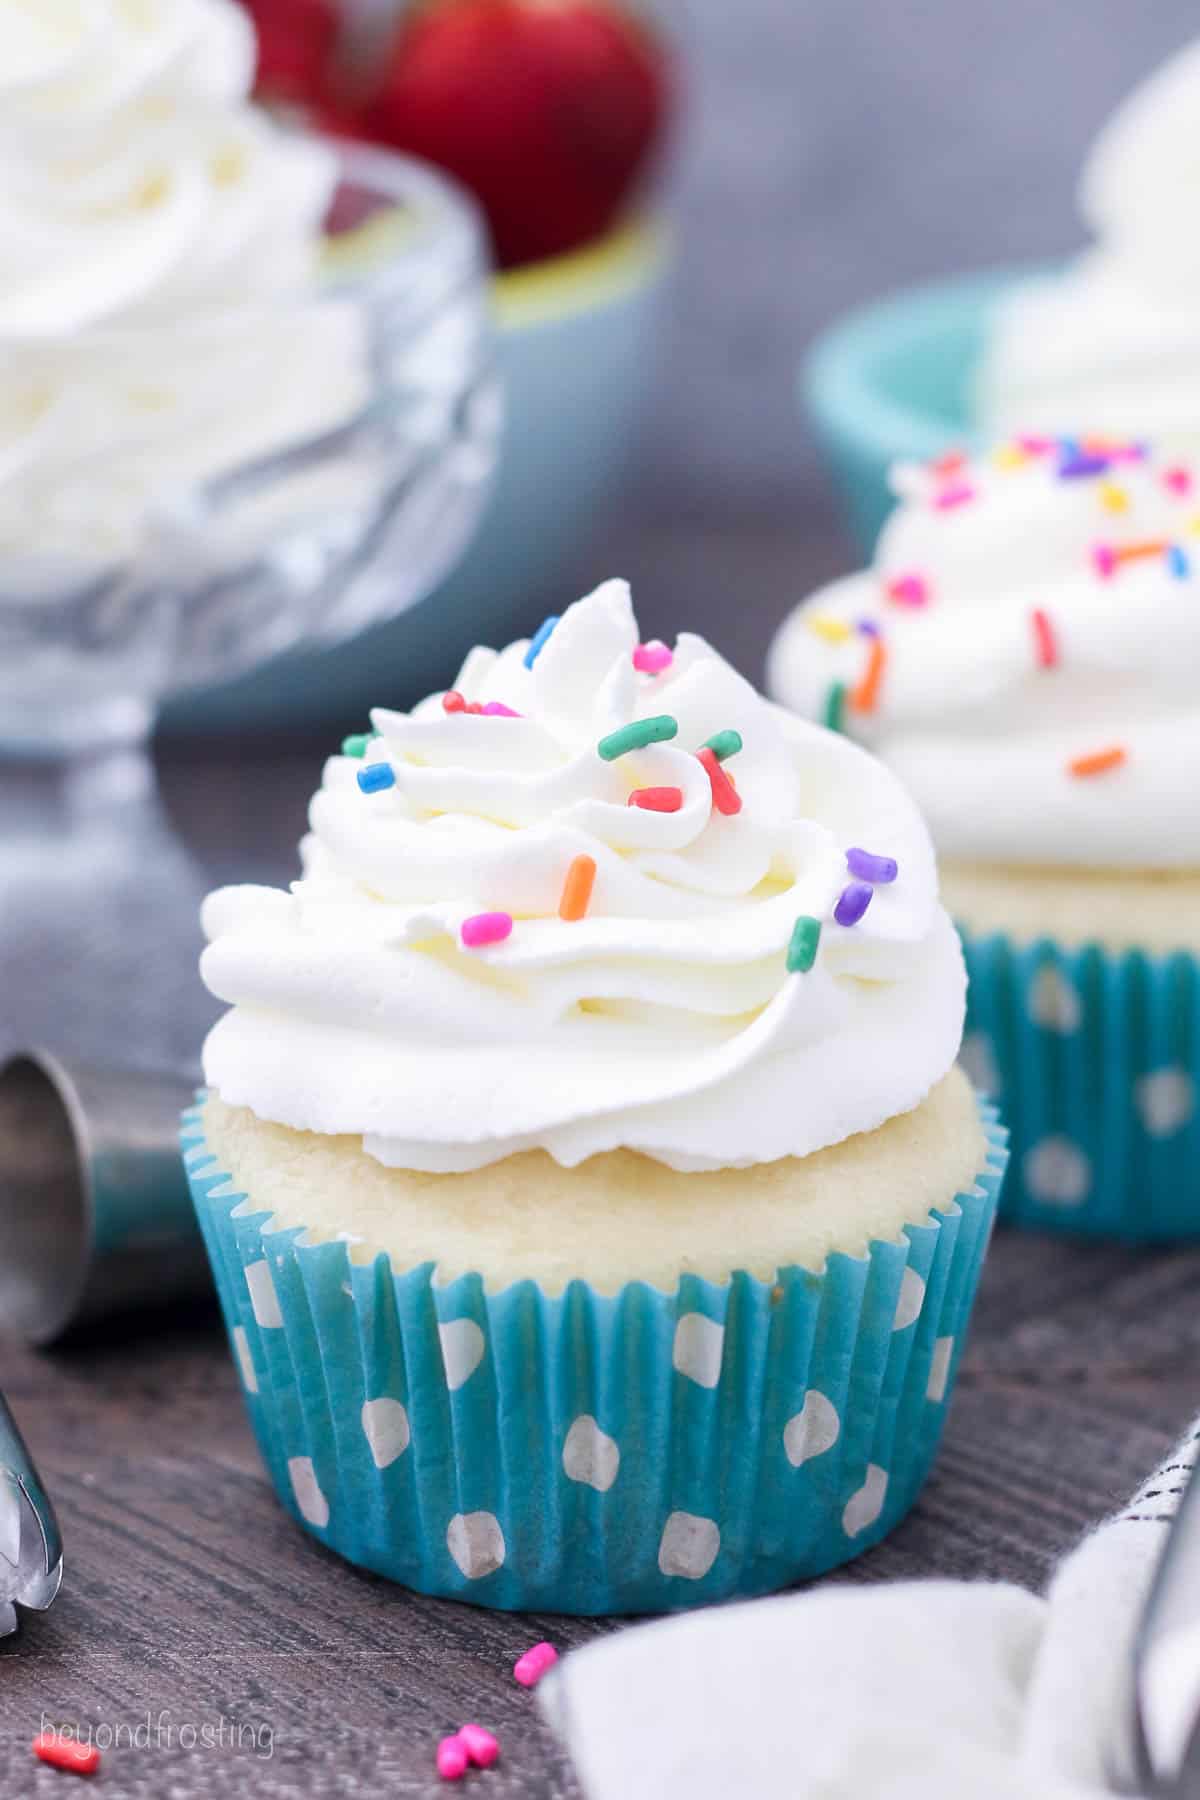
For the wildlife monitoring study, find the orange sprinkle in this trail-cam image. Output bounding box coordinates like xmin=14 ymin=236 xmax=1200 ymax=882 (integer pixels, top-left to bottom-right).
xmin=1068 ymin=746 xmax=1127 ymax=779
xmin=558 ymin=854 xmax=596 ymax=922
xmin=850 ymin=638 xmax=887 ymax=713
xmin=1115 ymin=539 xmax=1168 ymax=564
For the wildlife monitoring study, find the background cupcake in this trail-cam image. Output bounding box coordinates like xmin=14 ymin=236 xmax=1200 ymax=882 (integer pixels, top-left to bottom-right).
xmin=184 ymin=580 xmax=1004 ymax=1614
xmin=769 ymin=437 xmax=1200 ymax=1239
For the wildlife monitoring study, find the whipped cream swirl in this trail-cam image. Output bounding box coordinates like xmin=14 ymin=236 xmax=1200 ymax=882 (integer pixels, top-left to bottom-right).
xmin=768 ymin=441 xmax=1200 ymax=868
xmin=0 ymin=0 xmax=363 ymax=564
xmin=977 ymin=39 xmax=1200 ymax=442
xmin=202 ymin=581 xmax=965 ymax=1172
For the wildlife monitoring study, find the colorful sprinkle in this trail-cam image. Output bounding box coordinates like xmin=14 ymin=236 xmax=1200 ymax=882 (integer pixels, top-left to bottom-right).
xmin=597 ymin=715 xmax=678 ymax=761
xmin=786 ymin=915 xmax=822 ymax=974
xmin=1098 ymin=481 xmax=1128 ymax=514
xmin=1092 ymin=539 xmax=1168 ymax=578
xmin=559 ymin=854 xmax=597 ymax=921
xmin=1068 ymin=745 xmax=1127 ymax=779
xmin=884 ymin=572 xmax=929 ymax=607
xmin=930 ymin=449 xmax=968 ymax=478
xmin=633 ymin=640 xmax=673 ymax=674
xmin=806 ymin=613 xmax=854 ymax=644
xmin=524 ymin=615 xmax=559 ymax=669
xmin=697 ymin=746 xmax=742 ymax=816
xmin=458 ymin=1725 xmax=501 ymax=1769
xmin=1058 ymin=449 xmax=1110 ymax=479
xmin=32 ymin=1734 xmax=101 ymax=1777
xmin=514 ymin=1643 xmax=558 ymax=1688
xmin=357 ymin=763 xmax=396 ymax=794
xmin=824 ymin=680 xmax=847 ymax=733
xmin=857 ymin=618 xmax=881 ymax=637
xmin=461 ymin=911 xmax=513 ymax=948
xmin=1164 ymin=466 xmax=1193 ymax=496
xmin=481 ymin=701 xmax=522 ymax=717
xmin=850 ymin=638 xmax=887 ymax=713
xmin=703 ymin=729 xmax=742 ymax=762
xmin=442 ymin=690 xmax=467 ymax=713
xmin=1031 ymin=608 xmax=1059 ymax=670
xmin=846 ymin=847 xmax=898 ymax=885
xmin=627 ymin=786 xmax=683 ymax=812
xmin=933 ymin=482 xmax=975 ymax=510
xmin=1017 ymin=434 xmax=1054 ymax=456
xmin=436 ymin=1736 xmax=469 ymax=1781
xmin=834 ymin=881 xmax=873 ymax=927
xmin=1167 ymin=544 xmax=1191 ymax=579
xmin=992 ymin=443 xmax=1028 ymax=470
xmin=341 ymin=731 xmax=375 ymax=758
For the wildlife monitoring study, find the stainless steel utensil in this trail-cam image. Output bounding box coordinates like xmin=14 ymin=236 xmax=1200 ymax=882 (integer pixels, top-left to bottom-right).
xmin=0 ymin=1391 xmax=62 ymax=1637
xmin=1133 ymin=1452 xmax=1200 ymax=1795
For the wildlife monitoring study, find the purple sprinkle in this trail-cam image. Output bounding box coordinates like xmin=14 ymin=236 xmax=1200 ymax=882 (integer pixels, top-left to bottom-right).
xmin=846 ymin=846 xmax=898 ymax=885
xmin=1058 ymin=452 xmax=1110 ymax=480
xmin=834 ymin=881 xmax=873 ymax=928
xmin=481 ymin=701 xmax=522 ymax=717
xmin=856 ymin=618 xmax=881 ymax=638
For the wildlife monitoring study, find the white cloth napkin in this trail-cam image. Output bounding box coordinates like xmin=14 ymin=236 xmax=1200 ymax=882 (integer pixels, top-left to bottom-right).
xmin=541 ymin=1421 xmax=1200 ymax=1799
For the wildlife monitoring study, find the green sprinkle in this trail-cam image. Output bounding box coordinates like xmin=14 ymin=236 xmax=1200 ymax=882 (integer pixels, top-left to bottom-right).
xmin=341 ymin=731 xmax=377 ymax=758
xmin=787 ymin=915 xmax=822 ymax=974
xmin=703 ymin=729 xmax=743 ymax=762
xmin=597 ymin=715 xmax=679 ymax=761
xmin=823 ymin=681 xmax=846 ymax=734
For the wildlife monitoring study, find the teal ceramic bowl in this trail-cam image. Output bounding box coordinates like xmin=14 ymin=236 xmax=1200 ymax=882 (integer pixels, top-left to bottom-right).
xmin=165 ymin=219 xmax=669 ymax=734
xmin=802 ymin=266 xmax=1036 ymax=554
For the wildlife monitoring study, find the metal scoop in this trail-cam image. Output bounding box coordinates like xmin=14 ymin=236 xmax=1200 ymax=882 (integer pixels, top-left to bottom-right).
xmin=0 ymin=1392 xmax=62 ymax=1637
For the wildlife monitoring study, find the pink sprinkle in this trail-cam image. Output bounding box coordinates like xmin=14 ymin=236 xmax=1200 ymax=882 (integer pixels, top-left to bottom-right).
xmin=1092 ymin=543 xmax=1117 ymax=579
xmin=1016 ymin=434 xmax=1053 ymax=455
xmin=436 ymin=1736 xmax=469 ymax=1781
xmin=514 ymin=1642 xmax=558 ymax=1688
xmin=461 ymin=912 xmax=513 ymax=949
xmin=481 ymin=701 xmax=522 ymax=717
xmin=633 ymin=640 xmax=673 ymax=674
xmin=884 ymin=572 xmax=929 ymax=607
xmin=933 ymin=483 xmax=975 ymax=510
xmin=458 ymin=1725 xmax=500 ymax=1769
xmin=1164 ymin=466 xmax=1193 ymax=496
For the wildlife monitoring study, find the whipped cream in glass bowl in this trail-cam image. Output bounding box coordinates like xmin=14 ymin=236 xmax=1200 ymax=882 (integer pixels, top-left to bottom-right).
xmin=0 ymin=0 xmax=496 ymax=1067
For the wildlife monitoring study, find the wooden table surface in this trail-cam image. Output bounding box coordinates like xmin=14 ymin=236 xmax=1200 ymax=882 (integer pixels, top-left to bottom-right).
xmin=2 ymin=505 xmax=1198 ymax=1796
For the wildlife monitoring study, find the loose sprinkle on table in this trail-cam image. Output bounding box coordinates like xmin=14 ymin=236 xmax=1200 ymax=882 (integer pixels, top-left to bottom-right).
xmin=1031 ymin=608 xmax=1059 ymax=670
xmin=559 ymin=854 xmax=597 ymax=921
xmin=461 ymin=912 xmax=513 ymax=948
xmin=703 ymin=729 xmax=743 ymax=761
xmin=627 ymin=786 xmax=683 ymax=812
xmin=824 ymin=680 xmax=847 ymax=733
xmin=524 ymin=615 xmax=559 ymax=669
xmin=834 ymin=881 xmax=873 ymax=927
xmin=846 ymin=847 xmax=898 ymax=884
xmin=850 ymin=638 xmax=887 ymax=713
xmin=597 ymin=715 xmax=678 ymax=760
xmin=1068 ymin=746 xmax=1127 ymax=779
xmin=633 ymin=640 xmax=673 ymax=674
xmin=341 ymin=732 xmax=375 ymax=758
xmin=884 ymin=572 xmax=929 ymax=607
xmin=357 ymin=763 xmax=396 ymax=794
xmin=697 ymin=746 xmax=742 ymax=816
xmin=442 ymin=690 xmax=467 ymax=713
xmin=786 ymin=915 xmax=821 ymax=974
xmin=458 ymin=1725 xmax=501 ymax=1769
xmin=514 ymin=1643 xmax=558 ymax=1687
xmin=436 ymin=1736 xmax=469 ymax=1781
xmin=32 ymin=1733 xmax=100 ymax=1777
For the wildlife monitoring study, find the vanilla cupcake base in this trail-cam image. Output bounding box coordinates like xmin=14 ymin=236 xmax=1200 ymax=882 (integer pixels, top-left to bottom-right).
xmin=184 ymin=1080 xmax=1004 ymax=1614
xmin=941 ymin=861 xmax=1200 ymax=956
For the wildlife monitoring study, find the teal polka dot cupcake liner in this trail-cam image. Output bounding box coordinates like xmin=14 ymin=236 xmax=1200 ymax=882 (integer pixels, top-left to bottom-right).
xmin=181 ymin=1097 xmax=1006 ymax=1616
xmin=960 ymin=932 xmax=1200 ymax=1241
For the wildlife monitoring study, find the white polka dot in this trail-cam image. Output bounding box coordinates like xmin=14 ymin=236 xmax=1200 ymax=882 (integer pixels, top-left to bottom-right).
xmin=842 ymin=1464 xmax=888 ymax=1538
xmin=893 ymin=1267 xmax=926 ymax=1331
xmin=288 ymin=1457 xmax=329 ymax=1528
xmin=926 ymin=1335 xmax=954 ymax=1403
xmin=960 ymin=1032 xmax=1000 ymax=1096
xmin=672 ymin=1313 xmax=725 ymax=1388
xmin=447 ymin=1511 xmax=506 ymax=1579
xmin=245 ymin=1260 xmax=282 ymax=1328
xmin=1136 ymin=1067 xmax=1196 ymax=1139
xmin=361 ymin=1398 xmax=410 ymax=1469
xmin=1029 ymin=965 xmax=1082 ymax=1034
xmin=783 ymin=1391 xmax=840 ymax=1467
xmin=1024 ymin=1136 xmax=1092 ymax=1207
xmin=562 ymin=1415 xmax=620 ymax=1492
xmin=657 ymin=1512 xmax=720 ymax=1580
xmin=438 ymin=1318 xmax=485 ymax=1390
xmin=232 ymin=1325 xmax=258 ymax=1393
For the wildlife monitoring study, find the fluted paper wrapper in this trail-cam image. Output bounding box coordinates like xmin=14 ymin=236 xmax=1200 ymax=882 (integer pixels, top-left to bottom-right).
xmin=182 ymin=1098 xmax=1006 ymax=1615
xmin=961 ymin=931 xmax=1200 ymax=1242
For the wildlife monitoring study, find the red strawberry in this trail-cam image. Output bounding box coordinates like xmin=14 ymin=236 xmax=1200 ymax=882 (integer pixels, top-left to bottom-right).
xmin=241 ymin=0 xmax=341 ymax=108
xmin=358 ymin=0 xmax=670 ymax=268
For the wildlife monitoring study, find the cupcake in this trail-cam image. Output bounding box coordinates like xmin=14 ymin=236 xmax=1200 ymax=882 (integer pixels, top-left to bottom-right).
xmin=184 ymin=580 xmax=1004 ymax=1613
xmin=769 ymin=439 xmax=1200 ymax=1240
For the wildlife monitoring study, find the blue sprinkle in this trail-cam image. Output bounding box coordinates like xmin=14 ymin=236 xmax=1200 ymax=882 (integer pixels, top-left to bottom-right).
xmin=1167 ymin=544 xmax=1191 ymax=579
xmin=524 ymin=615 xmax=560 ymax=669
xmin=357 ymin=763 xmax=396 ymax=794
